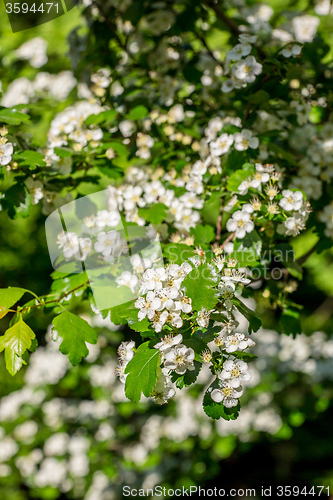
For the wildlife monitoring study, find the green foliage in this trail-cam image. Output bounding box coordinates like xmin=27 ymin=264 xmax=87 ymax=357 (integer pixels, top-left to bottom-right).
xmin=0 ymin=287 xmax=27 ymax=310
xmin=0 ymin=316 xmax=35 ymax=375
xmin=138 ymin=203 xmax=168 ymax=224
xmin=0 ymin=107 xmax=31 ymax=125
xmin=201 ymin=192 xmax=223 ymax=226
xmin=233 ymin=298 xmax=262 ymax=333
xmin=125 ymin=342 xmax=160 ymax=402
xmin=3 ymin=184 xmax=32 ymax=219
xmin=190 ymin=224 xmax=215 ymax=247
xmin=227 ymin=164 xmax=255 ymax=192
xmin=52 ymin=311 xmax=98 ymax=366
xmin=182 ymin=263 xmax=218 ymax=311
xmin=280 ymin=308 xmax=302 ymax=337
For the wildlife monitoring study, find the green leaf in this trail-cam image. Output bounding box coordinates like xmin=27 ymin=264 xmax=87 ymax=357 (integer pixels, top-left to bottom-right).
xmin=138 ymin=203 xmax=168 ymax=224
xmin=125 ymin=105 xmax=148 ymax=121
xmin=125 ymin=342 xmax=160 ymax=402
xmin=201 ymin=192 xmax=223 ymax=226
xmin=233 ymin=298 xmax=261 ymax=333
xmin=0 ymin=287 xmax=27 ymax=309
xmin=52 ymin=311 xmax=98 ymax=366
xmin=3 ymin=184 xmax=32 ymax=219
xmin=280 ymin=308 xmax=301 ymax=338
xmin=190 ymin=225 xmax=215 ymax=247
xmin=15 ymin=151 xmax=46 ymax=168
xmin=85 ymin=110 xmax=117 ymax=126
xmin=0 ymin=317 xmax=35 ymax=375
xmin=182 ymin=263 xmax=218 ymax=311
xmin=163 ymin=243 xmax=196 ymax=265
xmin=203 ymin=381 xmax=240 ymax=420
xmin=54 ymin=148 xmax=73 ymax=158
xmin=227 ymin=164 xmax=254 ymax=192
xmin=0 ymin=108 xmax=30 ymax=125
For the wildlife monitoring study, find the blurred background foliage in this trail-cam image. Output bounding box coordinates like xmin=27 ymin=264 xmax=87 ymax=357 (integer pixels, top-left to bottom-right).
xmin=0 ymin=1 xmax=333 ymax=499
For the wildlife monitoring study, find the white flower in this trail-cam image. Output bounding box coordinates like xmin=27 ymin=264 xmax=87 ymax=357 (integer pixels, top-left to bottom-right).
xmin=144 ymin=180 xmax=166 ymax=204
xmin=95 ymin=210 xmax=121 ymax=228
xmin=94 ymin=231 xmax=119 ymax=257
xmin=164 ymin=344 xmax=195 ymax=374
xmin=135 ymin=291 xmax=162 ymax=320
xmin=115 ymin=364 xmax=127 ymax=384
xmin=191 ymin=160 xmax=208 ymax=176
xmin=117 ymin=340 xmax=135 ymax=363
xmin=224 ymin=333 xmax=255 ymax=353
xmin=16 ymin=37 xmax=48 ymax=68
xmin=293 ymin=15 xmax=319 ymax=43
xmin=179 ymin=192 xmax=204 ymax=210
xmin=25 ymin=177 xmax=44 ymax=204
xmin=226 ymin=210 xmax=254 ymax=239
xmin=222 ymin=79 xmax=235 ymax=93
xmin=234 ymin=129 xmax=259 ymax=151
xmin=281 ymin=44 xmax=302 ymax=58
xmin=174 ymin=208 xmax=200 ymax=232
xmin=279 ymin=190 xmax=303 ymax=211
xmin=0 ymin=142 xmax=13 ymax=166
xmin=239 ymin=34 xmax=258 ymax=44
xmin=250 ymin=164 xmax=270 ymax=188
xmin=76 ymin=237 xmax=92 ymax=261
xmin=197 ymin=307 xmax=211 ymax=328
xmin=210 ymin=134 xmax=234 ymax=156
xmin=91 ymin=68 xmax=111 ymax=88
xmin=116 ymin=271 xmax=138 ymax=292
xmin=154 ymin=333 xmax=183 ymax=351
xmin=211 ymin=382 xmax=243 ymax=407
xmin=185 ymin=176 xmax=204 ymax=195
xmin=218 ymin=359 xmax=251 ymax=387
xmin=150 ymin=372 xmax=176 ymax=404
xmin=59 ymin=232 xmax=79 ymax=259
xmin=123 ymin=186 xmax=146 ymax=210
xmin=231 ymin=56 xmax=262 ymax=83
xmin=174 ymin=294 xmax=192 ymax=313
xmin=284 ymin=213 xmax=306 ymax=236
xmin=140 ymin=267 xmax=167 ymax=293
xmin=218 ymin=281 xmax=235 ymax=311
xmin=227 ymin=43 xmax=252 ymax=61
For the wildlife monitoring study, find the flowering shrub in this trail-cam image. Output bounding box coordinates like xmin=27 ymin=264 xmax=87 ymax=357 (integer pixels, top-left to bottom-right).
xmin=0 ymin=0 xmax=333 ymax=427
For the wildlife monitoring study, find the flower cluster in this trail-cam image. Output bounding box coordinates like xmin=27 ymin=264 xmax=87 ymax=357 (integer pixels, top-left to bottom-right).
xmin=135 ymin=262 xmax=193 ymax=332
xmin=46 ymin=101 xmax=104 ymax=166
xmin=222 ymin=34 xmax=262 ymax=93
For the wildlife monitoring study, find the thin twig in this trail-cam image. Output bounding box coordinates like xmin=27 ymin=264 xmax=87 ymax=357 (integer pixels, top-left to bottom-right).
xmin=17 ymin=282 xmax=90 ymax=314
xmin=221 ymin=232 xmax=236 ymax=249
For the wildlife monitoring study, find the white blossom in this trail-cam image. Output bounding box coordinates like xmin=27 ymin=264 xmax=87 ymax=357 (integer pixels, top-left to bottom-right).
xmin=218 ymin=360 xmax=252 ymax=387
xmin=164 ymin=345 xmax=195 ymax=374
xmin=211 ymin=382 xmax=243 ymax=407
xmin=226 ymin=210 xmax=254 ymax=239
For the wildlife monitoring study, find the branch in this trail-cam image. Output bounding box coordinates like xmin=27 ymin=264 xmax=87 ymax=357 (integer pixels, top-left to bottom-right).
xmin=17 ymin=282 xmax=90 ymax=314
xmin=204 ymin=0 xmax=240 ymax=36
